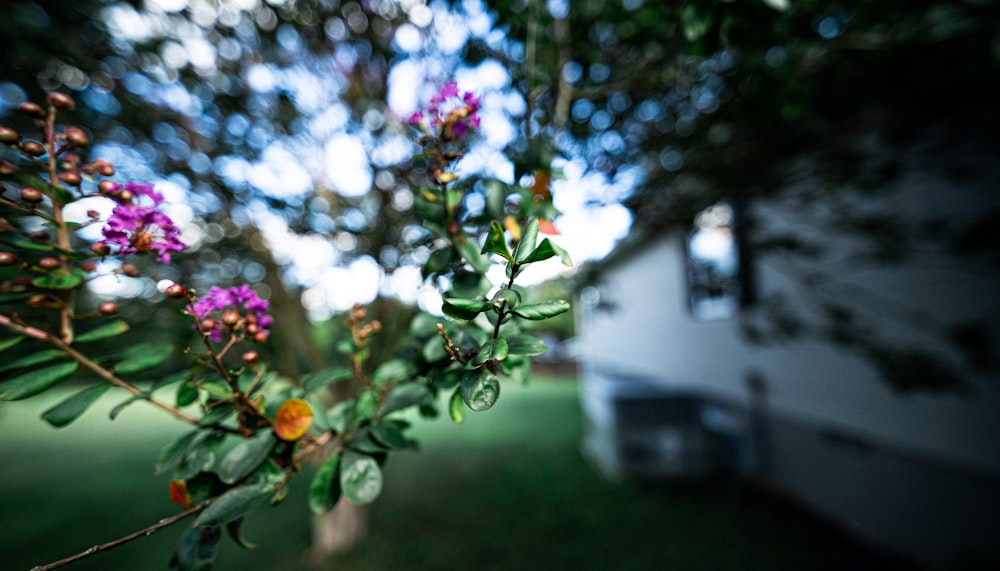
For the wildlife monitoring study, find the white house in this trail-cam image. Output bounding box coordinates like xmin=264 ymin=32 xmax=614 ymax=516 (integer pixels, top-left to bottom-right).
xmin=574 ymin=124 xmax=1000 ymax=568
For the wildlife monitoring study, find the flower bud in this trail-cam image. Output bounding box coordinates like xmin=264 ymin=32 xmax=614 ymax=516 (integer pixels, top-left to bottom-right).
xmin=29 ymin=230 xmax=49 ymax=241
xmin=201 ymin=317 xmax=217 ymax=332
xmin=221 ymin=310 xmax=241 ymax=327
xmin=253 ymin=332 xmax=269 ymax=344
xmin=0 ymin=160 xmax=17 ymax=175
xmin=115 ymin=189 xmax=134 ymax=203
xmin=64 ymin=126 xmax=89 ymax=148
xmin=0 ymin=127 xmax=21 ymax=144
xmin=98 ymin=180 xmax=120 ymax=195
xmin=58 ymin=171 xmax=82 ymax=186
xmin=0 ymin=252 xmax=17 ymax=266
xmin=86 ymin=210 xmax=99 ymax=219
xmin=20 ymin=187 xmax=44 ymax=203
xmin=98 ymin=301 xmax=119 ymax=316
xmin=91 ymin=242 xmax=111 ymax=256
xmin=19 ymin=102 xmax=45 ymax=118
xmin=47 ymin=92 xmax=75 ymax=111
xmin=80 ymin=261 xmax=97 ymax=272
xmin=93 ymin=159 xmax=115 ymax=176
xmin=21 ymin=141 xmax=46 ymax=157
xmin=165 ymin=284 xmax=187 ymax=299
xmin=242 ymin=350 xmax=259 ymax=365
xmin=121 ymin=262 xmax=140 ymax=277
xmin=245 ymin=323 xmax=260 ymax=336
xmin=28 ymin=294 xmax=49 ymax=307
xmin=38 ymin=257 xmax=60 ymax=270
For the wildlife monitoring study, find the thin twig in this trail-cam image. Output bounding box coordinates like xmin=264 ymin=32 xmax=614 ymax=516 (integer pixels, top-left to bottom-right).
xmin=29 ymin=500 xmax=211 ymax=571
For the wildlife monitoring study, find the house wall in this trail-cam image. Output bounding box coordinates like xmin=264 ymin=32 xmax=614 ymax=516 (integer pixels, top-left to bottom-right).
xmin=575 ymin=134 xmax=1000 ymax=567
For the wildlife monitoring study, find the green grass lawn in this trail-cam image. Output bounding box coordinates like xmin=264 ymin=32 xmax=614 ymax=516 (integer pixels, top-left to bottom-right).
xmin=0 ymin=377 xmax=914 ymax=571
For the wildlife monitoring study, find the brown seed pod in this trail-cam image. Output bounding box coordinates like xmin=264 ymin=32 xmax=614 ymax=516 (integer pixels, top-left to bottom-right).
xmin=21 ymin=141 xmax=46 ymax=157
xmin=38 ymin=257 xmax=61 ymax=270
xmin=98 ymin=301 xmax=119 ymax=316
xmin=19 ymin=102 xmax=45 ymax=118
xmin=242 ymin=350 xmax=260 ymax=365
xmin=64 ymin=126 xmax=89 ymax=148
xmin=58 ymin=171 xmax=82 ymax=186
xmin=20 ymin=187 xmax=44 ymax=203
xmin=47 ymin=92 xmax=75 ymax=111
xmin=121 ymin=262 xmax=140 ymax=277
xmin=165 ymin=284 xmax=188 ymax=299
xmin=0 ymin=252 xmax=18 ymax=266
xmin=0 ymin=126 xmax=21 ymax=144
xmin=90 ymin=242 xmax=111 ymax=256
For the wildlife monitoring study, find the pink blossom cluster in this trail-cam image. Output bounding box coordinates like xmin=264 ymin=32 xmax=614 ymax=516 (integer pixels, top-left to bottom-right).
xmin=189 ymin=284 xmax=272 ymax=342
xmin=408 ymin=81 xmax=481 ymax=139
xmin=100 ymin=182 xmax=187 ymax=264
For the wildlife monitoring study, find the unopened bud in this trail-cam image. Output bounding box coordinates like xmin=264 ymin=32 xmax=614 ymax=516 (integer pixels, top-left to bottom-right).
xmin=242 ymin=350 xmax=259 ymax=365
xmin=245 ymin=323 xmax=260 ymax=336
xmin=0 ymin=252 xmax=17 ymax=266
xmin=29 ymin=230 xmax=49 ymax=241
xmin=121 ymin=262 xmax=140 ymax=277
xmin=19 ymin=102 xmax=45 ymax=118
xmin=28 ymin=294 xmax=49 ymax=307
xmin=253 ymin=332 xmax=269 ymax=344
xmin=98 ymin=301 xmax=119 ymax=316
xmin=21 ymin=141 xmax=46 ymax=157
xmin=38 ymin=257 xmax=60 ymax=270
xmin=201 ymin=318 xmax=217 ymax=332
xmin=93 ymin=159 xmax=115 ymax=176
xmin=47 ymin=92 xmax=75 ymax=111
xmin=20 ymin=187 xmax=44 ymax=203
xmin=0 ymin=127 xmax=21 ymax=144
xmin=91 ymin=242 xmax=111 ymax=256
xmin=58 ymin=171 xmax=82 ymax=186
xmin=165 ymin=284 xmax=187 ymax=299
xmin=98 ymin=180 xmax=119 ymax=195
xmin=370 ymin=320 xmax=382 ymax=332
xmin=65 ymin=126 xmax=89 ymax=148
xmin=116 ymin=189 xmax=134 ymax=203
xmin=80 ymin=261 xmax=97 ymax=272
xmin=221 ymin=310 xmax=240 ymax=327
xmin=86 ymin=210 xmax=99 ymax=219
xmin=0 ymin=160 xmax=17 ymax=175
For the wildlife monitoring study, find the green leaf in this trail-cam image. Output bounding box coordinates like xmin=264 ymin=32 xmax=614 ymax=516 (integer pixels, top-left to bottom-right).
xmin=0 ymin=349 xmax=66 ymax=372
xmin=176 ymin=432 xmax=227 ymax=480
xmin=302 ymin=367 xmax=354 ymax=393
xmin=460 ymin=368 xmax=501 ymax=411
xmin=171 ymin=525 xmax=221 ymax=571
xmin=372 ymin=359 xmax=413 ymax=385
xmin=176 ymin=380 xmax=199 ymax=407
xmin=308 ymin=450 xmax=342 ymax=514
xmin=480 ymin=220 xmax=512 ymax=261
xmin=109 ymin=394 xmax=146 ymax=420
xmin=157 ymin=430 xmax=200 ymax=475
xmin=194 ymin=483 xmax=273 ymax=527
xmin=506 ymin=333 xmax=550 ymax=357
xmin=326 ymin=400 xmax=355 ymax=434
xmin=2 ymin=239 xmax=58 ymax=253
xmin=340 ymin=451 xmax=383 ymax=505
xmin=370 ymin=422 xmax=409 ymax=449
xmin=41 ymin=384 xmax=112 ymax=427
xmin=74 ymin=320 xmax=130 ymax=343
xmin=0 ymin=361 xmax=78 ymax=401
xmin=514 ymin=218 xmax=540 ymax=262
xmin=520 ymin=238 xmax=572 ymax=266
xmin=116 ymin=346 xmax=171 ymax=374
xmin=442 ymin=297 xmax=491 ymax=321
xmin=455 ymin=237 xmax=489 ymax=273
xmin=423 ymin=246 xmax=455 ymax=276
xmin=473 ymin=337 xmax=509 ymax=366
xmin=31 ymin=268 xmax=87 ymax=290
xmin=225 ymin=517 xmax=257 ymax=550
xmin=512 ymin=300 xmax=571 ymax=320
xmin=152 ymin=370 xmax=195 ymax=392
xmin=0 ymin=336 xmax=25 ymax=353
xmin=448 ymin=387 xmax=466 ymax=424
xmin=218 ymin=431 xmax=275 ymax=485
xmin=378 ymin=383 xmax=431 ymax=417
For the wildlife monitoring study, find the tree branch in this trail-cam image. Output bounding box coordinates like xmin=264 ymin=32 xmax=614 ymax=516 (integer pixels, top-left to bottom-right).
xmin=29 ymin=500 xmax=211 ymax=571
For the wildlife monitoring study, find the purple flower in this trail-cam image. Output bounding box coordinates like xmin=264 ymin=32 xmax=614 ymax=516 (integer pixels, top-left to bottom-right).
xmin=100 ymin=182 xmax=188 ymax=264
xmin=412 ymin=81 xmax=481 ymax=139
xmin=189 ymin=284 xmax=272 ymax=342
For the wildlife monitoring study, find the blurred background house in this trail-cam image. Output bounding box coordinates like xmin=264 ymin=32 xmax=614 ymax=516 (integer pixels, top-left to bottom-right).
xmin=574 ymin=108 xmax=1000 ymax=569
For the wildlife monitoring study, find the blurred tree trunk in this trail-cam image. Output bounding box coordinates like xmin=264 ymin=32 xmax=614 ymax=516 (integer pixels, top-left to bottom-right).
xmin=244 ymin=226 xmax=372 ymax=560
